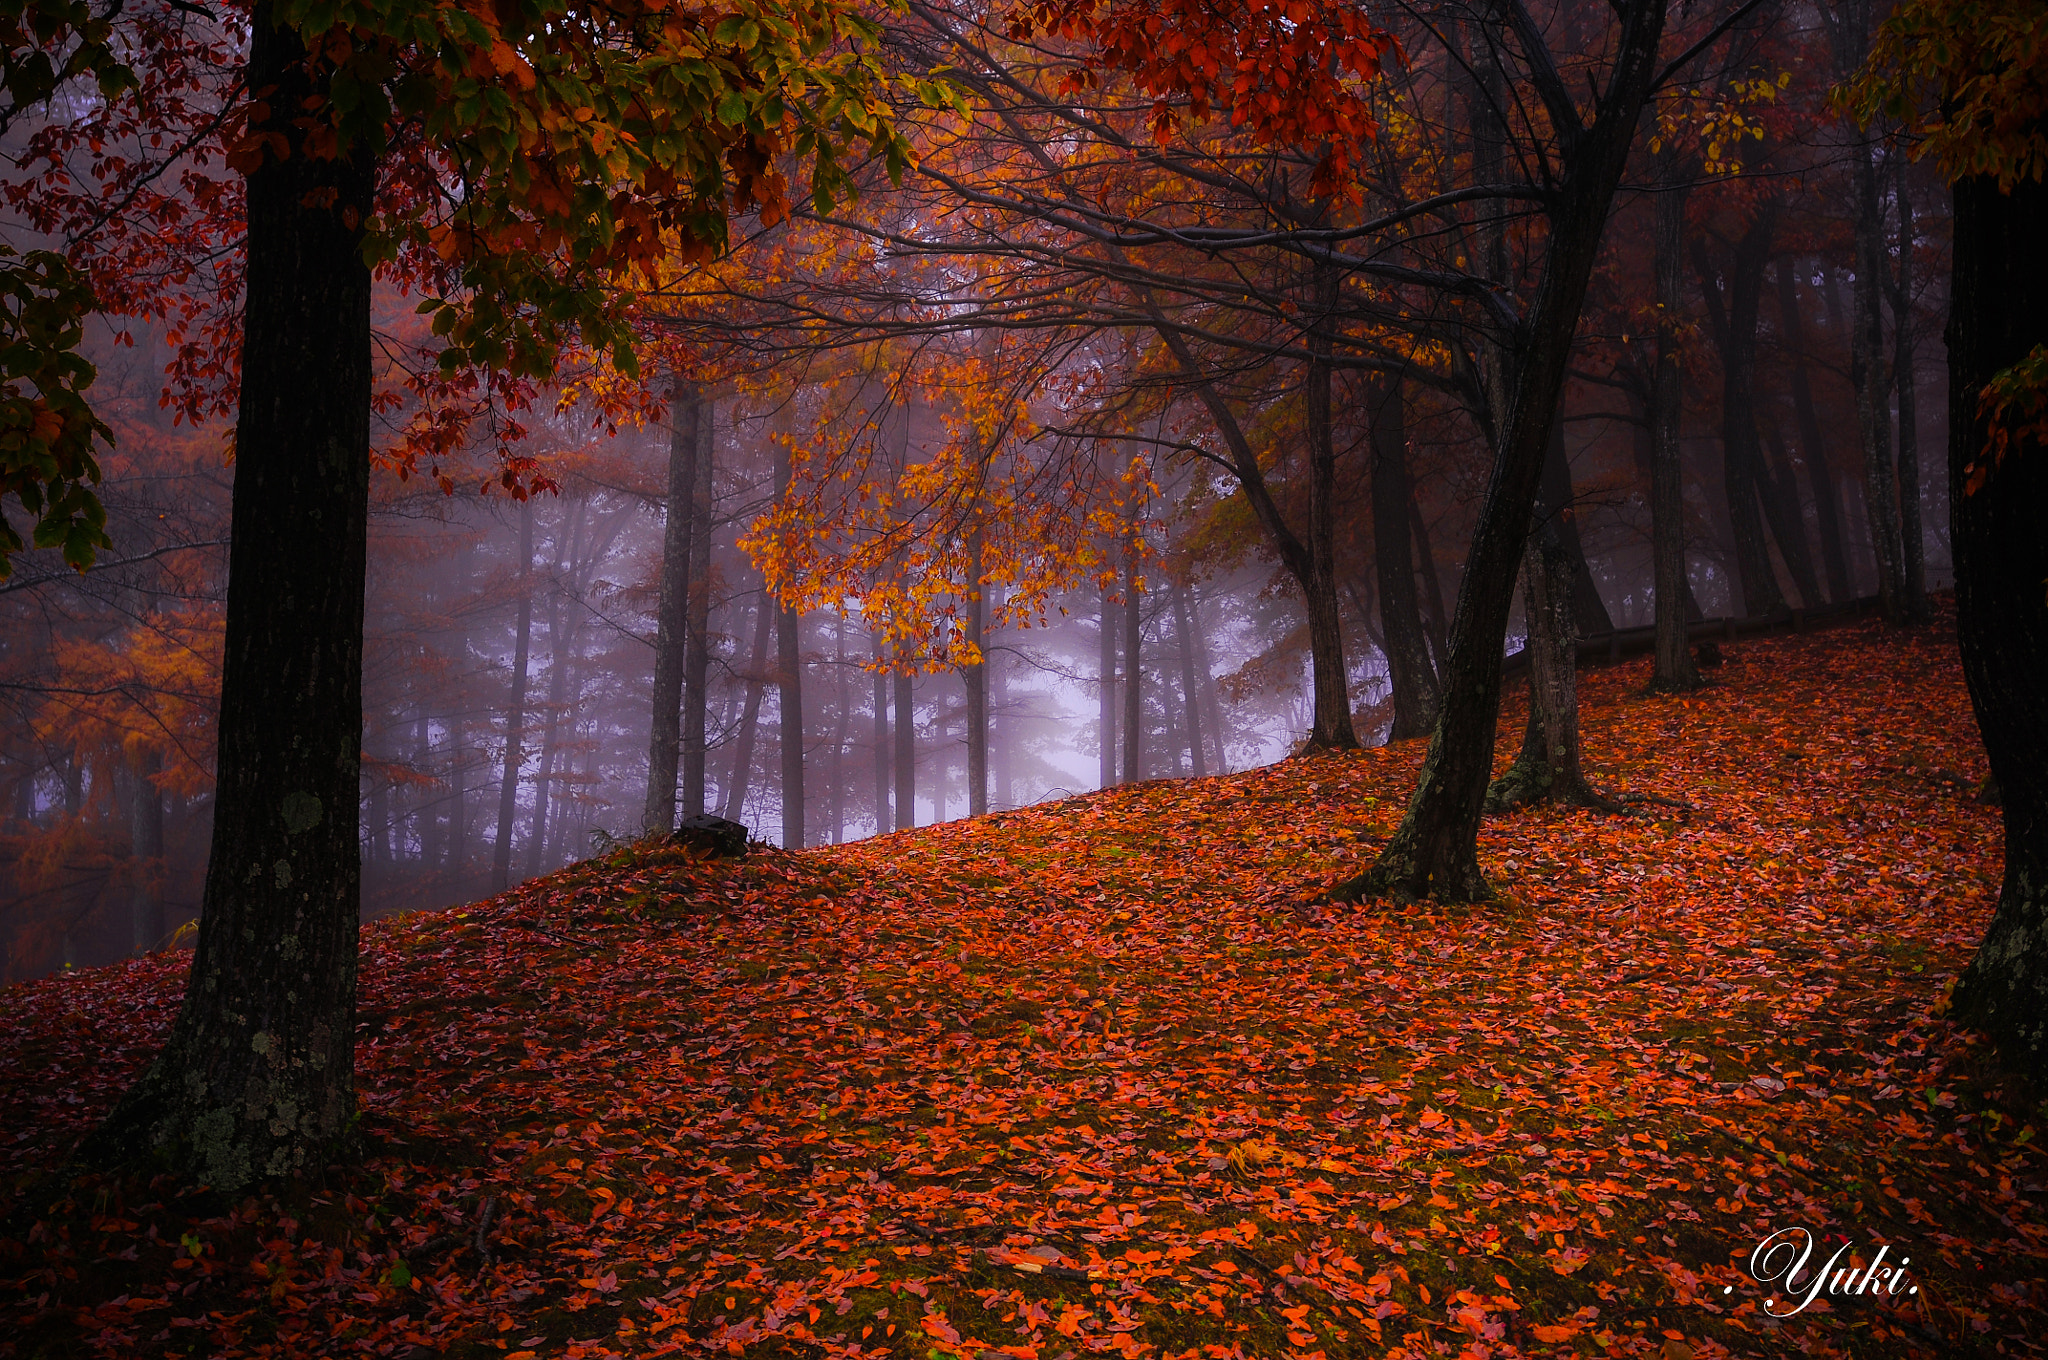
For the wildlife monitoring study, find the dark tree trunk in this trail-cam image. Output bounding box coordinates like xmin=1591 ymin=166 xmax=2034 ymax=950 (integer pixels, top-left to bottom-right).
xmin=830 ymin=614 xmax=849 ymax=842
xmin=84 ymin=0 xmax=376 ymax=1184
xmin=1188 ymin=583 xmax=1229 ymax=772
xmin=492 ymin=498 xmax=534 ymax=890
xmin=681 ymin=397 xmax=715 ymax=814
xmin=991 ymin=581 xmax=1014 ymax=807
xmin=1694 ymin=208 xmax=1789 ymax=617
xmin=721 ymin=596 xmax=774 ymax=826
xmin=1776 ymin=259 xmax=1855 ymax=604
xmin=1758 ymin=420 xmax=1824 ymax=608
xmin=965 ymin=530 xmax=988 ymax=815
xmin=1650 ymin=181 xmax=1703 ymax=690
xmin=643 ymin=378 xmax=701 ymax=834
xmin=128 ymin=745 xmax=165 ymax=953
xmin=526 ymin=504 xmax=577 ymax=879
xmin=1347 ymin=0 xmax=1666 ymax=903
xmin=1540 ymin=418 xmax=1614 ymax=636
xmin=1369 ymin=372 xmax=1441 ymax=739
xmin=1172 ymin=585 xmax=1208 ymax=777
xmin=1945 ymin=171 xmax=2048 ymax=1072
xmin=1892 ymin=156 xmax=1928 ymax=619
xmin=1408 ymin=495 xmax=1452 ymax=670
xmin=1299 ymin=326 xmax=1361 ymax=750
xmin=1853 ymin=154 xmax=1907 ymax=615
xmin=893 ymin=667 xmax=914 ymax=829
xmin=1488 ymin=523 xmax=1617 ymax=811
xmin=773 ymin=444 xmax=804 ymax=849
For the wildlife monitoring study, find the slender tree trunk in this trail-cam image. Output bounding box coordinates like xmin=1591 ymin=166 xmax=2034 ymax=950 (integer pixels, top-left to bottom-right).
xmin=85 ymin=0 xmax=376 ymax=1182
xmin=1540 ymin=418 xmax=1614 ymax=636
xmin=894 ymin=666 xmax=915 ymax=829
xmin=492 ymin=499 xmax=534 ymax=890
xmin=965 ymin=531 xmax=989 ymax=815
xmin=1778 ymin=260 xmax=1854 ymax=603
xmin=831 ymin=614 xmax=849 ymax=843
xmin=1946 ymin=170 xmax=2048 ymax=1074
xmin=1122 ymin=545 xmax=1143 ymax=780
xmin=1370 ymin=373 xmax=1442 ymax=739
xmin=1694 ymin=207 xmax=1789 ymax=617
xmin=1853 ymin=148 xmax=1908 ymax=617
xmin=643 ymin=378 xmax=700 ymax=834
xmin=872 ymin=627 xmax=890 ymax=833
xmin=1300 ymin=317 xmax=1361 ymax=750
xmin=1188 ymin=583 xmax=1228 ymax=773
xmin=991 ymin=581 xmax=1014 ymax=807
xmin=1409 ymin=496 xmax=1451 ymax=668
xmin=1349 ymin=0 xmax=1667 ymax=903
xmin=721 ymin=596 xmax=774 ymax=826
xmin=682 ymin=397 xmax=716 ymax=813
xmin=1172 ymin=586 xmax=1208 ymax=778
xmin=526 ymin=575 xmax=572 ymax=879
xmin=1099 ymin=584 xmax=1117 ymax=787
xmin=1651 ymin=182 xmax=1704 ymax=690
xmin=447 ymin=690 xmax=468 ymax=887
xmin=1893 ymin=156 xmax=1928 ymax=619
xmin=773 ymin=443 xmax=804 ymax=850
xmin=129 ymin=745 xmax=165 ymax=953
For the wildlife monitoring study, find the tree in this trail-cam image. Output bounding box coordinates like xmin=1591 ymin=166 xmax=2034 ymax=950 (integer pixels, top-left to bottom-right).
xmin=72 ymin=0 xmax=912 ymax=1184
xmin=1847 ymin=0 xmax=2048 ymax=1071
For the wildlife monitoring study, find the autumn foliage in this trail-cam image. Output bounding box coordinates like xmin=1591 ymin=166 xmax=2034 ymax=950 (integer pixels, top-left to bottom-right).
xmin=2 ymin=612 xmax=2039 ymax=1357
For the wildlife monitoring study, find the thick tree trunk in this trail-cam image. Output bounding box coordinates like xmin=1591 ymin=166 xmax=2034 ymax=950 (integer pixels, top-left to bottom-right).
xmin=1488 ymin=524 xmax=1617 ymax=811
xmin=492 ymin=498 xmax=534 ymax=889
xmin=681 ymin=397 xmax=716 ymax=814
xmin=1945 ymin=171 xmax=2048 ymax=1072
xmin=1776 ymin=259 xmax=1855 ymax=604
xmin=1172 ymin=586 xmax=1208 ymax=778
xmin=965 ymin=530 xmax=988 ymax=815
xmin=1301 ymin=331 xmax=1361 ymax=750
xmin=1892 ymin=156 xmax=1928 ymax=619
xmin=1694 ymin=209 xmax=1789 ymax=617
xmin=1347 ymin=0 xmax=1666 ymax=903
xmin=643 ymin=378 xmax=701 ymax=834
xmin=1369 ymin=373 xmax=1441 ymax=740
xmin=1651 ymin=182 xmax=1703 ymax=690
xmin=721 ymin=596 xmax=774 ymax=826
xmin=84 ymin=0 xmax=376 ymax=1183
xmin=893 ymin=667 xmax=915 ymax=829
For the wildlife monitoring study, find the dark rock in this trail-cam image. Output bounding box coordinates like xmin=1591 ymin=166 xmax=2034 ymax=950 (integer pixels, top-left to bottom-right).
xmin=668 ymin=813 xmax=749 ymax=858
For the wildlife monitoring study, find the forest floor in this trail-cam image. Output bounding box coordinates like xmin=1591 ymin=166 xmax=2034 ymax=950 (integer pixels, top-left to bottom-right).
xmin=4 ymin=606 xmax=2045 ymax=1360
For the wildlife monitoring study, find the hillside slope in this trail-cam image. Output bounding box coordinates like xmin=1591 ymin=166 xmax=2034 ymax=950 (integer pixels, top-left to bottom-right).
xmin=3 ymin=612 xmax=2042 ymax=1359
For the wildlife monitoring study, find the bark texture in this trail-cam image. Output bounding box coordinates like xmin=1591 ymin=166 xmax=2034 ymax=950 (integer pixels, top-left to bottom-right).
xmin=1946 ymin=171 xmax=2048 ymax=1072
xmin=83 ymin=1 xmax=376 ymax=1185
xmin=1650 ymin=181 xmax=1702 ymax=691
xmin=1368 ymin=373 xmax=1441 ymax=740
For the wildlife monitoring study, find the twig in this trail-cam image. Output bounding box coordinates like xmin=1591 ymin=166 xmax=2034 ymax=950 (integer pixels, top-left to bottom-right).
xmin=474 ymin=1195 xmax=498 ymax=1265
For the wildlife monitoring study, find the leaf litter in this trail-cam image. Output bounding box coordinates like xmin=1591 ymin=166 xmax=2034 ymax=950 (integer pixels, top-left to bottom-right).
xmin=3 ymin=612 xmax=2043 ymax=1358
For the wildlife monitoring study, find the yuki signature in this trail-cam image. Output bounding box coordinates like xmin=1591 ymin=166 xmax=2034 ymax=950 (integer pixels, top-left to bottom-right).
xmin=1728 ymin=1227 xmax=1917 ymax=1316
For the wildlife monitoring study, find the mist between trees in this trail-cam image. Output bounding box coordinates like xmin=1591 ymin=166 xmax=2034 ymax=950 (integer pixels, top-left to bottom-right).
xmin=1 ymin=0 xmax=1953 ymax=984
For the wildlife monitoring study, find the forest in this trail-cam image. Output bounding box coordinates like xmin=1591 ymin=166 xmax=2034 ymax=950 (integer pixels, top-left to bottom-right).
xmin=1 ymin=0 xmax=2045 ymax=1355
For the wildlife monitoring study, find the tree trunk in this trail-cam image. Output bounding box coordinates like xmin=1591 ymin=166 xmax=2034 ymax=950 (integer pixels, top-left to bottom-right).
xmin=1540 ymin=418 xmax=1614 ymax=636
xmin=1757 ymin=420 xmax=1824 ymax=608
xmin=1099 ymin=584 xmax=1118 ymax=787
xmin=84 ymin=0 xmax=376 ymax=1184
xmin=872 ymin=628 xmax=891 ymax=833
xmin=1693 ymin=208 xmax=1789 ymax=617
xmin=1300 ymin=319 xmax=1361 ymax=750
xmin=1776 ymin=259 xmax=1855 ymax=604
xmin=1188 ymin=583 xmax=1229 ymax=773
xmin=1172 ymin=585 xmax=1208 ymax=778
xmin=492 ymin=498 xmax=534 ymax=890
xmin=991 ymin=581 xmax=1014 ymax=807
xmin=643 ymin=378 xmax=701 ymax=834
xmin=830 ymin=613 xmax=849 ymax=842
xmin=128 ymin=745 xmax=165 ymax=953
xmin=721 ymin=595 xmax=775 ymax=826
xmin=1651 ymin=181 xmax=1703 ymax=690
xmin=1369 ymin=372 xmax=1442 ymax=740
xmin=1122 ymin=546 xmax=1143 ymax=780
xmin=526 ymin=507 xmax=576 ymax=880
xmin=1853 ymin=148 xmax=1907 ymax=618
xmin=965 ymin=530 xmax=988 ymax=815
xmin=682 ymin=396 xmax=716 ymax=813
xmin=1348 ymin=0 xmax=1666 ymax=903
xmin=1488 ymin=523 xmax=1616 ymax=811
xmin=1892 ymin=155 xmax=1928 ymax=619
xmin=1409 ymin=495 xmax=1452 ymax=669
xmin=1945 ymin=171 xmax=2048 ymax=1073
xmin=774 ymin=444 xmax=804 ymax=850
xmin=893 ymin=666 xmax=915 ymax=829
